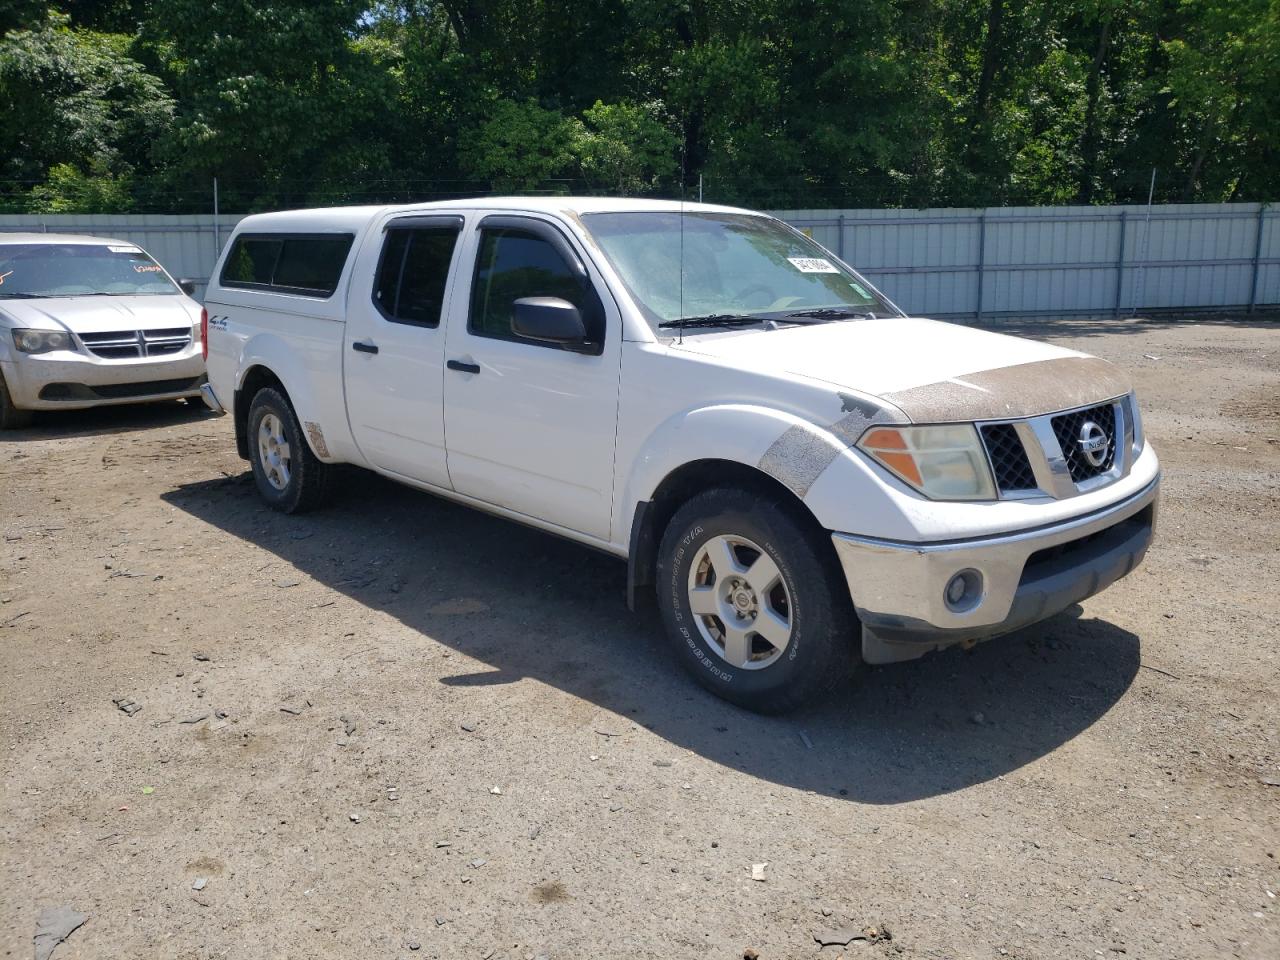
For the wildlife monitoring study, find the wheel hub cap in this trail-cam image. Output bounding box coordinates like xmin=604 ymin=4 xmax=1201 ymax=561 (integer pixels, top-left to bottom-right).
xmin=687 ymin=534 xmax=793 ymax=671
xmin=257 ymin=413 xmax=292 ymax=492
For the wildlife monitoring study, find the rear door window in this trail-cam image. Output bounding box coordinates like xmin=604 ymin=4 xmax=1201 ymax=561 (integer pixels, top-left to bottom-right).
xmin=220 ymin=233 xmax=354 ymax=297
xmin=372 ymin=223 xmax=462 ymax=327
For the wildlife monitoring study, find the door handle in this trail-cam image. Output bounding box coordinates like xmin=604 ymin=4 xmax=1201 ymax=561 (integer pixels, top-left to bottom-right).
xmin=352 ymin=340 xmax=379 ymax=354
xmin=447 ymin=359 xmax=481 ymax=375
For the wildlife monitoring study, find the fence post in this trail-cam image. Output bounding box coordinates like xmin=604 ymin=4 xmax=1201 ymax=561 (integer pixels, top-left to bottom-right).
xmin=974 ymin=211 xmax=986 ymax=322
xmin=1248 ymin=203 xmax=1266 ymax=314
xmin=836 ymin=213 xmax=845 ymax=260
xmin=1113 ymin=210 xmax=1127 ymax=317
xmin=212 ymin=177 xmax=221 ymax=260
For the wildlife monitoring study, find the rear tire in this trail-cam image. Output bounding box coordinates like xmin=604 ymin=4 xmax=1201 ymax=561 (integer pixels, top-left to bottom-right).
xmin=247 ymin=387 xmax=330 ymax=513
xmin=0 ymin=371 xmax=33 ymax=430
xmin=656 ymin=487 xmax=858 ymax=713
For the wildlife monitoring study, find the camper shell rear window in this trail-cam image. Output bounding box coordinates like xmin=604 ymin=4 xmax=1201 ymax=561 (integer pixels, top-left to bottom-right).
xmin=220 ymin=233 xmax=354 ymax=298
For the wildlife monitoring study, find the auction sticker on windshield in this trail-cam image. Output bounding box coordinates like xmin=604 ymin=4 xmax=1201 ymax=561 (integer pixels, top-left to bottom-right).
xmin=787 ymin=257 xmax=839 ymax=273
xmin=108 ymin=245 xmax=144 ymax=255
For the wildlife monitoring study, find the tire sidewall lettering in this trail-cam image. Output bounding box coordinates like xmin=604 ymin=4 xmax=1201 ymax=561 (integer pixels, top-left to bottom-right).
xmin=670 ymin=517 xmax=795 ymax=686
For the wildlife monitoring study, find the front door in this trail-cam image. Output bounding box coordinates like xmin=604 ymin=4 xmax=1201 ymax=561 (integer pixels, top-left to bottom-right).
xmin=343 ymin=215 xmax=463 ymax=488
xmin=442 ymin=215 xmax=621 ymax=541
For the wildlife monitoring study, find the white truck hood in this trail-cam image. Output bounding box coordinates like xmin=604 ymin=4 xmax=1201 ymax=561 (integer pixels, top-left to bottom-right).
xmin=672 ymin=316 xmax=1131 ymax=422
xmin=0 ymin=294 xmax=199 ymax=333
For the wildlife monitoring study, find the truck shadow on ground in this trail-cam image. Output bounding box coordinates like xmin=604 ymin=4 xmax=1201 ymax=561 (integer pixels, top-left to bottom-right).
xmin=164 ymin=468 xmax=1141 ymax=806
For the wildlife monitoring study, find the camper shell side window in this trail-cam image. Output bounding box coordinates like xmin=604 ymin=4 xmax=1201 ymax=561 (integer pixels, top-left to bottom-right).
xmin=220 ymin=233 xmax=355 ymax=298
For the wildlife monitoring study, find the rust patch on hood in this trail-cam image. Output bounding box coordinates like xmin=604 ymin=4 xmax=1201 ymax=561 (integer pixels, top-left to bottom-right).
xmin=881 ymin=356 xmax=1131 ymax=423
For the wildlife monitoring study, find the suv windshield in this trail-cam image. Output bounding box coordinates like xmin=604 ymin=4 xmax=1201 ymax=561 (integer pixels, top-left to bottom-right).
xmin=0 ymin=243 xmax=179 ymax=298
xmin=581 ymin=211 xmax=898 ymax=331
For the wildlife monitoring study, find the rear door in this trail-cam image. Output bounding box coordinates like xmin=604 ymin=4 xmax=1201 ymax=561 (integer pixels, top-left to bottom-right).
xmin=343 ymin=215 xmax=463 ymax=488
xmin=441 ymin=214 xmax=621 ymax=541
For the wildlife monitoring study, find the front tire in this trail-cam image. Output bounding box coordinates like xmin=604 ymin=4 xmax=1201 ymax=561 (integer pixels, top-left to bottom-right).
xmin=656 ymin=487 xmax=858 ymax=713
xmin=247 ymin=387 xmax=330 ymax=513
xmin=0 ymin=371 xmax=33 ymax=430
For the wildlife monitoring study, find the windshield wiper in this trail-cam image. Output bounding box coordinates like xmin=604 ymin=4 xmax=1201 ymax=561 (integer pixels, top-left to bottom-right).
xmin=782 ymin=307 xmax=876 ymax=321
xmin=0 ymin=292 xmax=43 ymax=299
xmin=658 ymin=314 xmax=764 ymax=330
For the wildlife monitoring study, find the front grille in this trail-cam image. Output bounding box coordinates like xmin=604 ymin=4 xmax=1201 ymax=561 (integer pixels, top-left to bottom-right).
xmin=143 ymin=328 xmax=193 ymax=356
xmin=79 ymin=327 xmax=192 ymax=359
xmin=980 ymin=423 xmax=1038 ymax=493
xmin=1051 ymin=402 xmax=1117 ymax=482
xmin=1021 ymin=504 xmax=1155 ymax=583
xmin=39 ymin=376 xmax=203 ymax=401
xmin=79 ymin=330 xmax=140 ymax=359
xmin=90 ymin=376 xmax=202 ymax=399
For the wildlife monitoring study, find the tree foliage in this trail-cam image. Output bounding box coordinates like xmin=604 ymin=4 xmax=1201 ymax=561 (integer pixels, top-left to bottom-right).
xmin=0 ymin=11 xmax=173 ymax=205
xmin=1 ymin=0 xmax=1277 ymax=212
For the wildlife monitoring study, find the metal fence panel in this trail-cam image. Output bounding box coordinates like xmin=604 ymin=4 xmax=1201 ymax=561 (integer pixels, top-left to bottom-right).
xmin=777 ymin=201 xmax=1275 ymax=318
xmin=2 ymin=204 xmax=1274 ymax=318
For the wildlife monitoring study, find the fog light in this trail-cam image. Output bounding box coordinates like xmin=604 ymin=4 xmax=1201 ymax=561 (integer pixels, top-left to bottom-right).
xmin=944 ymin=569 xmax=983 ymax=612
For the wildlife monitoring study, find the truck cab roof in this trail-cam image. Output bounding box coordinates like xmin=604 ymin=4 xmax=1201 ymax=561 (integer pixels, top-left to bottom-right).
xmin=229 ymin=197 xmax=758 ymax=235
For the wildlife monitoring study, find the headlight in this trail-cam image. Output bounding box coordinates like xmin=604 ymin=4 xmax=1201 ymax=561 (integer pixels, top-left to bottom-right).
xmin=12 ymin=328 xmax=74 ymax=355
xmin=857 ymin=424 xmax=996 ymax=500
xmin=1127 ymin=391 xmax=1145 ymax=457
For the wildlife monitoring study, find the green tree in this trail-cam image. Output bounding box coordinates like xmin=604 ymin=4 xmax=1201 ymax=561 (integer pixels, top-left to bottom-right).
xmin=26 ymin=160 xmax=135 ymax=212
xmin=576 ymin=101 xmax=678 ymax=194
xmin=3 ymin=0 xmax=1279 ymax=211
xmin=1162 ymin=0 xmax=1280 ymax=200
xmin=457 ymin=98 xmax=581 ymax=192
xmin=0 ymin=11 xmax=173 ymax=211
xmin=143 ymin=0 xmax=399 ymax=208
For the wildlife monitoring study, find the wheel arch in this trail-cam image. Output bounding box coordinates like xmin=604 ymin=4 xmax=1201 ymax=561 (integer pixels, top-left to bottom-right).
xmin=626 ymin=457 xmax=831 ymax=611
xmin=233 ymin=364 xmax=288 ymax=461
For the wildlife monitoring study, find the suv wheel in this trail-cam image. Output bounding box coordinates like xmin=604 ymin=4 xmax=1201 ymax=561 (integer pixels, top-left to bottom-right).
xmin=247 ymin=387 xmax=330 ymax=513
xmin=0 ymin=371 xmax=33 ymax=430
xmin=656 ymin=487 xmax=858 ymax=713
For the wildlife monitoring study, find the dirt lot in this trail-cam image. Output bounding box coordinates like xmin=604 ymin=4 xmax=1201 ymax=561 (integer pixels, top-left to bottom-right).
xmin=2 ymin=317 xmax=1278 ymax=960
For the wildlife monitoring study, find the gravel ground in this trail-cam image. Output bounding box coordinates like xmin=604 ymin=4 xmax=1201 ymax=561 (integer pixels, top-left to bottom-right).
xmin=2 ymin=316 xmax=1277 ymax=960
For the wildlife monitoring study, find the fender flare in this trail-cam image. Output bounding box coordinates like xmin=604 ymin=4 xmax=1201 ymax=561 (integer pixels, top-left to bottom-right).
xmin=621 ymin=404 xmax=857 ymax=608
xmin=234 ymin=332 xmax=329 ymax=461
xmin=622 ymin=403 xmax=852 ymax=516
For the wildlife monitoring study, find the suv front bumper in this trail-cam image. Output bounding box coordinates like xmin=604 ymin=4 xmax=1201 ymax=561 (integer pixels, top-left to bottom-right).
xmin=831 ymin=476 xmax=1159 ymax=663
xmin=1 ymin=350 xmax=206 ymax=410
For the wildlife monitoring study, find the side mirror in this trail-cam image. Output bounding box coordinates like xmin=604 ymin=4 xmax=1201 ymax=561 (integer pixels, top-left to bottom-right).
xmin=511 ymin=297 xmax=587 ymax=346
xmin=177 ymin=278 xmax=198 ymax=297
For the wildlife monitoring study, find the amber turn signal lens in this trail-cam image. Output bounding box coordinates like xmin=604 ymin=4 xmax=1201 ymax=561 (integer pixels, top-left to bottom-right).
xmin=856 ymin=424 xmax=996 ymax=501
xmin=858 ymin=428 xmax=924 ymax=485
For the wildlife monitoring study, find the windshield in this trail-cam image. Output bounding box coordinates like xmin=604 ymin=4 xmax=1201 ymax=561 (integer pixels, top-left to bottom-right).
xmin=581 ymin=211 xmax=898 ymax=330
xmin=0 ymin=243 xmax=179 ymax=298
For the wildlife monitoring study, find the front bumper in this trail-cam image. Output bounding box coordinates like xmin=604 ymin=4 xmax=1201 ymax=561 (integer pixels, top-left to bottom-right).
xmin=832 ymin=476 xmax=1159 ymax=663
xmin=1 ymin=351 xmax=206 ymax=410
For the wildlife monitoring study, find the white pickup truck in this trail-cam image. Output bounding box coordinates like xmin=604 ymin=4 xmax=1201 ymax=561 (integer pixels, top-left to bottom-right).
xmin=203 ymin=198 xmax=1159 ymax=713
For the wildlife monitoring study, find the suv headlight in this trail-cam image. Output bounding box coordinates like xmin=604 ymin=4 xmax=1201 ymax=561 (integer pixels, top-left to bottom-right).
xmin=857 ymin=424 xmax=996 ymax=500
xmin=1127 ymin=391 xmax=1145 ymax=457
xmin=12 ymin=328 xmax=74 ymax=355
